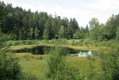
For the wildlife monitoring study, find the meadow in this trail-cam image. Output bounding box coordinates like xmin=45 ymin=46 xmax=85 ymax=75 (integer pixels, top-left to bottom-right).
xmin=12 ymin=52 xmax=101 ymax=80
xmin=5 ymin=39 xmax=119 ymax=80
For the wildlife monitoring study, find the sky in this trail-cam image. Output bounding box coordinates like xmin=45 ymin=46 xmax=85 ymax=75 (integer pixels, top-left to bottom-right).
xmin=1 ymin=0 xmax=119 ymax=27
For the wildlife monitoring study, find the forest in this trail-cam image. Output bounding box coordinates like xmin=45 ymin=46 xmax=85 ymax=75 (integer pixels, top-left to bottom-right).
xmin=1 ymin=1 xmax=119 ymax=80
xmin=0 ymin=1 xmax=119 ymax=41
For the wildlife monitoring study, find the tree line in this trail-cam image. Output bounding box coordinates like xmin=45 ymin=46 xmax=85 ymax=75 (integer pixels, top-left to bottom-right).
xmin=0 ymin=1 xmax=119 ymax=41
xmin=0 ymin=1 xmax=89 ymax=40
xmin=89 ymin=14 xmax=119 ymax=41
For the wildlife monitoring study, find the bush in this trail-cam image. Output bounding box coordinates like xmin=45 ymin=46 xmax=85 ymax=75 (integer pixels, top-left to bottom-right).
xmin=0 ymin=49 xmax=22 ymax=80
xmin=0 ymin=49 xmax=38 ymax=80
xmin=45 ymin=47 xmax=83 ymax=80
xmin=101 ymin=52 xmax=119 ymax=80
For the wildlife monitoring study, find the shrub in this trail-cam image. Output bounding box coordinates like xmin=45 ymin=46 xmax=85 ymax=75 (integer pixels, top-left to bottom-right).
xmin=45 ymin=47 xmax=83 ymax=80
xmin=101 ymin=52 xmax=119 ymax=80
xmin=0 ymin=49 xmax=22 ymax=80
xmin=0 ymin=49 xmax=38 ymax=80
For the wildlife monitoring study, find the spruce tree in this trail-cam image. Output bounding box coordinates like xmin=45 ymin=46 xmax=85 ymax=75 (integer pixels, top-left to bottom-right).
xmin=30 ymin=28 xmax=34 ymax=40
xmin=35 ymin=27 xmax=40 ymax=40
xmin=42 ymin=19 xmax=52 ymax=40
xmin=59 ymin=25 xmax=65 ymax=38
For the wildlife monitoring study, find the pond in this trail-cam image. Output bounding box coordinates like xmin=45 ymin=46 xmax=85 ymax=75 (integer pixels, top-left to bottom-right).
xmin=13 ymin=46 xmax=103 ymax=57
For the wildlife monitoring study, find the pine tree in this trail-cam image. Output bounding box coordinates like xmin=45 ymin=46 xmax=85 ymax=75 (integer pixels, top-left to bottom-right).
xmin=35 ymin=27 xmax=40 ymax=40
xmin=42 ymin=19 xmax=52 ymax=40
xmin=59 ymin=25 xmax=65 ymax=38
xmin=19 ymin=30 xmax=22 ymax=40
xmin=30 ymin=28 xmax=34 ymax=40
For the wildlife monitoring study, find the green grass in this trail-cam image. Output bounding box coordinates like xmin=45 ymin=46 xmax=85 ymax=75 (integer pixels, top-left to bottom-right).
xmin=68 ymin=56 xmax=102 ymax=75
xmin=12 ymin=52 xmax=102 ymax=80
xmin=13 ymin=53 xmax=47 ymax=79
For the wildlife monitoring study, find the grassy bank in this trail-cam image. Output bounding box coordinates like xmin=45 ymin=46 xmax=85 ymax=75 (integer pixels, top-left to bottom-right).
xmin=9 ymin=43 xmax=108 ymax=52
xmin=12 ymin=52 xmax=101 ymax=80
xmin=6 ymin=39 xmax=118 ymax=53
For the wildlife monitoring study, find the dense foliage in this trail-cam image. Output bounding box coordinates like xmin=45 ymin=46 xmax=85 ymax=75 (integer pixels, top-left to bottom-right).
xmin=101 ymin=52 xmax=119 ymax=80
xmin=0 ymin=1 xmax=87 ymax=40
xmin=89 ymin=15 xmax=119 ymax=41
xmin=1 ymin=1 xmax=119 ymax=41
xmin=0 ymin=50 xmax=21 ymax=80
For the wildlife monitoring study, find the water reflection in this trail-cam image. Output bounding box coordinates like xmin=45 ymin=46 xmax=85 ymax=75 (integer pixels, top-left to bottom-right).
xmin=78 ymin=51 xmax=92 ymax=57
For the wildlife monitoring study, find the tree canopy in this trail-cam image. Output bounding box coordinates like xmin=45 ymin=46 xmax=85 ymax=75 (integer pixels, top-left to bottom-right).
xmin=1 ymin=1 xmax=119 ymax=41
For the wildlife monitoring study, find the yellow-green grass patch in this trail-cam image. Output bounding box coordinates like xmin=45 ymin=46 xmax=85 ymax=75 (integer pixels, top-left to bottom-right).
xmin=9 ymin=43 xmax=108 ymax=52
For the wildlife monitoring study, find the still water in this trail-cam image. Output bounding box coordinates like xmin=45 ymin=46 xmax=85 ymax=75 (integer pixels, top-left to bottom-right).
xmin=13 ymin=46 xmax=102 ymax=57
